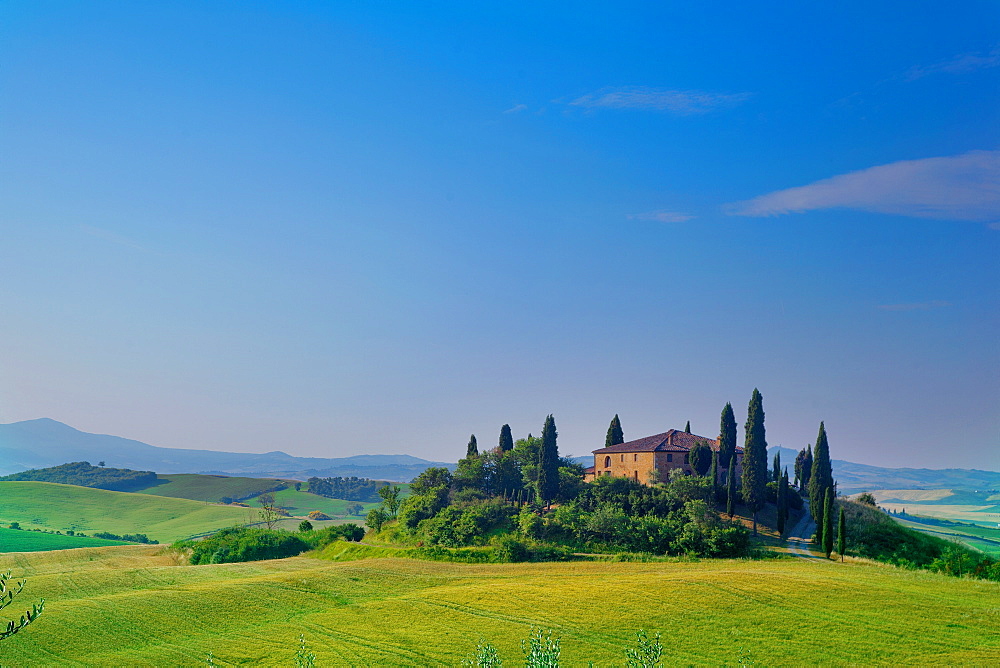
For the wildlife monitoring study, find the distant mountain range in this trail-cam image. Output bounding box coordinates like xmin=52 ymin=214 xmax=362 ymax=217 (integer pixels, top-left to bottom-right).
xmin=1 ymin=419 xmax=997 ymax=490
xmin=0 ymin=419 xmax=453 ymax=482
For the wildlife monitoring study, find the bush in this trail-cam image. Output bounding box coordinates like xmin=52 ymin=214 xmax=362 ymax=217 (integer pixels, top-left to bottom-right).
xmin=494 ymin=535 xmax=529 ymax=563
xmin=187 ymin=527 xmax=310 ymax=565
xmin=307 ymin=523 xmax=366 ymax=548
xmin=298 ymin=520 xmax=313 ymax=533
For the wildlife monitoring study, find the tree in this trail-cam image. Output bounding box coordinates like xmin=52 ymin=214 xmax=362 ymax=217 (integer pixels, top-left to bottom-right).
xmin=772 ymin=451 xmax=781 ymax=484
xmin=366 ymin=507 xmax=389 ymax=533
xmin=98 ymin=461 xmax=105 ymax=467
xmin=726 ymin=461 xmax=736 ymax=518
xmin=536 ymin=415 xmax=559 ymax=508
xmin=0 ymin=571 xmax=43 ymax=641
xmin=741 ymin=388 xmax=767 ymax=535
xmin=688 ymin=441 xmax=712 ymax=476
xmin=710 ymin=450 xmax=719 ymax=501
xmin=776 ymin=469 xmax=787 ymax=535
xmin=823 ymin=488 xmax=835 ymax=558
xmin=294 ymin=482 xmax=302 ymax=492
xmin=684 ymin=420 xmax=691 ymax=433
xmin=718 ymin=403 xmax=737 ymax=470
xmin=467 ymin=434 xmax=479 ymax=458
xmin=499 ymin=424 xmax=514 ymax=452
xmin=256 ymin=492 xmax=281 ymax=531
xmin=837 ymin=507 xmax=846 ymax=562
xmin=378 ymin=485 xmax=402 ymax=517
xmin=856 ymin=492 xmax=877 ymax=506
xmin=808 ymin=422 xmax=834 ymax=525
xmin=298 ymin=520 xmax=313 ymax=533
xmin=605 ymin=414 xmax=624 ymax=448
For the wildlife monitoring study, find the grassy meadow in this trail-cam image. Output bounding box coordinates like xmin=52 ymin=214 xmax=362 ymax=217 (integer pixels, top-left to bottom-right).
xmin=0 ymin=482 xmax=251 ymax=544
xmin=134 ymin=474 xmax=290 ymax=503
xmin=0 ymin=526 xmax=128 ymax=552
xmin=0 ymin=546 xmax=997 ymax=666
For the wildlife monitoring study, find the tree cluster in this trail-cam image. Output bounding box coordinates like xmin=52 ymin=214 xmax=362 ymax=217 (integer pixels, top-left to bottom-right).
xmin=306 ymin=476 xmax=382 ymax=501
xmin=0 ymin=461 xmax=157 ymax=492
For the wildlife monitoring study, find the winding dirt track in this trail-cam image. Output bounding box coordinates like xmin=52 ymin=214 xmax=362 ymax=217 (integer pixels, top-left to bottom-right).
xmin=787 ymin=501 xmax=825 ymax=560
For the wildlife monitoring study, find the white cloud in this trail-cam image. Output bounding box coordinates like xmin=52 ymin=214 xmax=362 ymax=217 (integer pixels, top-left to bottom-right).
xmin=626 ymin=210 xmax=693 ymax=223
xmin=570 ymin=87 xmax=750 ymax=114
xmin=729 ymin=150 xmax=1000 ymax=223
xmin=503 ymin=103 xmax=528 ymax=114
xmin=878 ymin=301 xmax=951 ymax=312
xmin=904 ymin=46 xmax=1000 ymax=81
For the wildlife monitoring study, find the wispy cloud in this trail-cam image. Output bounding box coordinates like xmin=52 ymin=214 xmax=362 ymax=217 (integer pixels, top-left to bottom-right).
xmin=626 ymin=210 xmax=694 ymax=223
xmin=570 ymin=87 xmax=750 ymax=114
xmin=878 ymin=301 xmax=951 ymax=312
xmin=729 ymin=150 xmax=1000 ymax=223
xmin=503 ymin=103 xmax=528 ymax=114
xmin=904 ymin=46 xmax=1000 ymax=81
xmin=79 ymin=224 xmax=148 ymax=252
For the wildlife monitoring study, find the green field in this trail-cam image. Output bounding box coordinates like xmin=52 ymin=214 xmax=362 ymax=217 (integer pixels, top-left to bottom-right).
xmin=134 ymin=474 xmax=290 ymax=503
xmin=245 ymin=486 xmax=381 ymax=518
xmin=0 ymin=526 xmax=128 ymax=552
xmin=894 ymin=516 xmax=1000 ymax=557
xmin=0 ymin=546 xmax=996 ymax=665
xmin=0 ymin=482 xmax=252 ymax=544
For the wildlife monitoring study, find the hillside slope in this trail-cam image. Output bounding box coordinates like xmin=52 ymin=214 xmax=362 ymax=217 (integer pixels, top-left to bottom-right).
xmin=0 ymin=548 xmax=996 ymax=665
xmin=0 ymin=482 xmax=250 ymax=543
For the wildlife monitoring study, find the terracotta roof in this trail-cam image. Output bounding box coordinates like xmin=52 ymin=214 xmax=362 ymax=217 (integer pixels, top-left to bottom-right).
xmin=592 ymin=429 xmax=743 ymax=455
xmin=583 ymin=466 xmax=595 ymax=474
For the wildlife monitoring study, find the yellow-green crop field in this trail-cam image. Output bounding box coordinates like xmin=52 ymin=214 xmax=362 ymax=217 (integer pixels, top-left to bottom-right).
xmin=134 ymin=473 xmax=291 ymax=503
xmin=0 ymin=545 xmax=997 ymax=666
xmin=0 ymin=482 xmax=250 ymax=543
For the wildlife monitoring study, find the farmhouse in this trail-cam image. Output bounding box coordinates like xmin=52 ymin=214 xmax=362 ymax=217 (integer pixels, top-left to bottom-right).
xmin=585 ymin=429 xmax=743 ymax=485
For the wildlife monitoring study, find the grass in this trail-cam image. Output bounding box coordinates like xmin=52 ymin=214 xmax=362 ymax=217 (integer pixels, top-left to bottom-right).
xmin=0 ymin=545 xmax=997 ymax=665
xmin=895 ymin=516 xmax=1000 ymax=557
xmin=0 ymin=526 xmax=128 ymax=552
xmin=134 ymin=473 xmax=290 ymax=503
xmin=245 ymin=486 xmax=384 ymax=519
xmin=0 ymin=481 xmax=252 ymax=543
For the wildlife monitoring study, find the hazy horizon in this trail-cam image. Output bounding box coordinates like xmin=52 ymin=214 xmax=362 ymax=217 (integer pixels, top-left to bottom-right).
xmin=2 ymin=3 xmax=997 ymax=470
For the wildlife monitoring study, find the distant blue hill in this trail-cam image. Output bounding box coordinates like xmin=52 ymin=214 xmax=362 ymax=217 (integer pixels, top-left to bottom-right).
xmin=0 ymin=418 xmax=454 ymax=482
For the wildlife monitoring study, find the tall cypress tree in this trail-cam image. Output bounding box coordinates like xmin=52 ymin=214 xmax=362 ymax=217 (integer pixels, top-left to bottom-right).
xmin=808 ymin=423 xmax=833 ymax=524
xmin=499 ymin=424 xmax=514 ymax=452
xmin=537 ymin=415 xmax=559 ymax=509
xmin=684 ymin=420 xmax=691 ymax=433
xmin=777 ymin=468 xmax=788 ymax=535
xmin=466 ymin=434 xmax=478 ymax=458
xmin=772 ymin=451 xmax=781 ymax=483
xmin=710 ymin=449 xmax=719 ymax=502
xmin=726 ymin=460 xmax=736 ymax=517
xmin=815 ymin=494 xmax=825 ymax=548
xmin=718 ymin=403 xmax=737 ymax=470
xmin=838 ymin=507 xmax=846 ymax=562
xmin=605 ymin=414 xmax=624 ymax=448
xmin=823 ymin=488 xmax=835 ymax=558
xmin=741 ymin=388 xmax=767 ymax=535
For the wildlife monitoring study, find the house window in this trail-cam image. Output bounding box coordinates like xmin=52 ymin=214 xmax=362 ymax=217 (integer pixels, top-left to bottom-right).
xmin=634 ymin=471 xmax=639 ymax=481
xmin=667 ymin=454 xmax=673 ymax=462
xmin=604 ymin=456 xmax=611 ymax=468
xmin=633 ymin=454 xmax=637 ymax=462
xmin=620 ymin=454 xmax=624 ymax=462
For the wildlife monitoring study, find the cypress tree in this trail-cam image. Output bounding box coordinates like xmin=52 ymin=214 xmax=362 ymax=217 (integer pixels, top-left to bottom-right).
xmin=726 ymin=459 xmax=736 ymax=517
xmin=777 ymin=468 xmax=787 ymax=535
xmin=814 ymin=492 xmax=825 ymax=547
xmin=684 ymin=420 xmax=691 ymax=433
xmin=710 ymin=449 xmax=719 ymax=502
xmin=499 ymin=424 xmax=514 ymax=452
xmin=838 ymin=507 xmax=846 ymax=562
xmin=718 ymin=403 xmax=737 ymax=470
xmin=605 ymin=414 xmax=624 ymax=448
xmin=741 ymin=388 xmax=767 ymax=535
xmin=537 ymin=415 xmax=559 ymax=509
xmin=823 ymin=488 xmax=835 ymax=558
xmin=772 ymin=451 xmax=781 ymax=483
xmin=466 ymin=434 xmax=478 ymax=458
xmin=808 ymin=423 xmax=833 ymax=525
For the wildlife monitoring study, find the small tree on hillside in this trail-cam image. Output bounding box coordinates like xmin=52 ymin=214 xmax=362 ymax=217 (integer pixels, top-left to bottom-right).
xmin=605 ymin=414 xmax=624 ymax=448
xmin=823 ymin=488 xmax=835 ymax=558
xmin=298 ymin=520 xmax=313 ymax=533
xmin=499 ymin=424 xmax=514 ymax=452
xmin=772 ymin=451 xmax=781 ymax=484
xmin=366 ymin=507 xmax=389 ymax=533
xmin=378 ymin=484 xmax=402 ymax=517
xmin=257 ymin=492 xmax=281 ymax=530
xmin=467 ymin=434 xmax=479 ymax=458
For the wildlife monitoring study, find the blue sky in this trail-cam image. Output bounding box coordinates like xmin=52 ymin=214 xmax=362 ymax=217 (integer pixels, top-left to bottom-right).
xmin=1 ymin=2 xmax=997 ymax=469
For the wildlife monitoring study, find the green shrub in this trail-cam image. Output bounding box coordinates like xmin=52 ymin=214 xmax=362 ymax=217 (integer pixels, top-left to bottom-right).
xmin=187 ymin=527 xmax=310 ymax=565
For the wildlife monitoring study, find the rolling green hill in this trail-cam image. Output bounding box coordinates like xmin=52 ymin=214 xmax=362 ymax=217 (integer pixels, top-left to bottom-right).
xmin=0 ymin=482 xmax=251 ymax=543
xmin=0 ymin=547 xmax=996 ymax=665
xmin=0 ymin=526 xmax=129 ymax=552
xmin=134 ymin=473 xmax=289 ymax=503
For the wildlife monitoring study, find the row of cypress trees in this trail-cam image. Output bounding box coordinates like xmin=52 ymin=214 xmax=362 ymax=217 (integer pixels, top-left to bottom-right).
xmin=464 ymin=415 xmax=560 ymax=508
